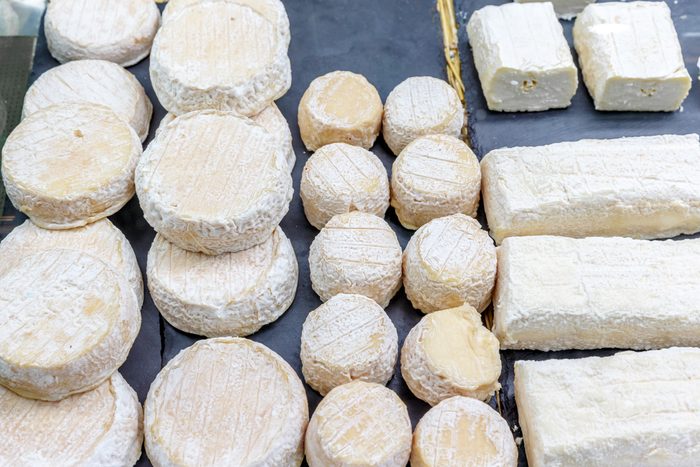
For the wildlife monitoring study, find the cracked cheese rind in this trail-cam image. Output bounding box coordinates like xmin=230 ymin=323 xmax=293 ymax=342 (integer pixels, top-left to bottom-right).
xmin=514 ymin=0 xmax=596 ymax=20
xmin=515 ymin=348 xmax=700 ymax=467
xmin=481 ymin=134 xmax=700 ymax=243
xmin=305 ymin=381 xmax=412 ymax=467
xmin=300 ymin=294 xmax=398 ymax=396
xmin=301 ymin=143 xmax=389 ymax=230
xmin=573 ymin=1 xmax=691 ymax=111
xmin=467 ymin=3 xmax=578 ymax=112
xmin=144 ymin=338 xmax=308 ymax=467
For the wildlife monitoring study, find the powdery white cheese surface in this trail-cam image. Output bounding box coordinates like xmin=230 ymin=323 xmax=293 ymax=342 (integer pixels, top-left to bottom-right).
xmin=514 ymin=0 xmax=596 ymax=20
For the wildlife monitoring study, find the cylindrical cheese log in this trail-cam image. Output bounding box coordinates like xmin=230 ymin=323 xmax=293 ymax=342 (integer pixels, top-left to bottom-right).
xmin=301 ymin=143 xmax=389 ymax=229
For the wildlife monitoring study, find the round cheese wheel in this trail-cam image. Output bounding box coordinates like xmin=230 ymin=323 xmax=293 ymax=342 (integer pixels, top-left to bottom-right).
xmin=391 ymin=134 xmax=480 ymax=230
xmin=403 ymin=213 xmax=496 ymax=313
xmin=136 ymin=110 xmax=292 ymax=255
xmin=382 ymin=76 xmax=464 ymax=155
xmin=298 ymin=71 xmax=383 ymax=151
xmin=305 ymin=381 xmax=412 ymax=467
xmin=0 ymin=372 xmax=143 ymax=466
xmin=401 ymin=305 xmax=501 ymax=405
xmin=301 ymin=294 xmax=398 ymax=395
xmin=150 ymin=1 xmax=291 ymax=116
xmin=23 ymin=60 xmax=153 ymax=142
xmin=44 ymin=0 xmax=160 ymax=67
xmin=411 ymin=396 xmax=518 ymax=467
xmin=2 ymin=103 xmax=142 ymax=230
xmin=309 ymin=211 xmax=402 ymax=308
xmin=144 ymin=338 xmax=308 ymax=467
xmin=0 ymin=249 xmax=141 ymax=401
xmin=300 ymin=143 xmax=389 ymax=229
xmin=147 ymin=227 xmax=298 ymax=337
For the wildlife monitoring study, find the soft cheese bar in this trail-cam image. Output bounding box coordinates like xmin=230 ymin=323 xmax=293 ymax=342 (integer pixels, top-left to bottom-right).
xmin=515 ymin=348 xmax=700 ymax=467
xmin=573 ymin=1 xmax=691 ymax=111
xmin=515 ymin=0 xmax=596 ymax=20
xmin=467 ymin=3 xmax=578 ymax=112
xmin=481 ymin=134 xmax=700 ymax=243
xmin=494 ymin=236 xmax=700 ymax=351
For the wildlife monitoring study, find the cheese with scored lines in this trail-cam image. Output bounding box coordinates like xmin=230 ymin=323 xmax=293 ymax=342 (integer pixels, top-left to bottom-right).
xmin=515 ymin=0 xmax=595 ymax=20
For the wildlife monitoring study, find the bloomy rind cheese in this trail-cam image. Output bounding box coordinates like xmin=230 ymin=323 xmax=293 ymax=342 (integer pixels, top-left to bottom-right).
xmin=515 ymin=0 xmax=596 ymax=19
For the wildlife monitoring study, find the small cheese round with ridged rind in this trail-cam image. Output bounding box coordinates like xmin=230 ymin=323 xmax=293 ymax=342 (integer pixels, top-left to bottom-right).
xmin=305 ymin=381 xmax=412 ymax=467
xmin=44 ymin=0 xmax=160 ymax=67
xmin=144 ymin=337 xmax=308 ymax=467
xmin=298 ymin=71 xmax=383 ymax=151
xmin=150 ymin=1 xmax=291 ymax=116
xmin=2 ymin=103 xmax=142 ymax=230
xmin=411 ymin=396 xmax=518 ymax=467
xmin=403 ymin=213 xmax=496 ymax=313
xmin=147 ymin=227 xmax=298 ymax=337
xmin=0 ymin=372 xmax=143 ymax=467
xmin=136 ymin=110 xmax=292 ymax=255
xmin=309 ymin=212 xmax=402 ymax=308
xmin=301 ymin=294 xmax=398 ymax=395
xmin=382 ymin=76 xmax=464 ymax=155
xmin=391 ymin=134 xmax=480 ymax=230
xmin=0 ymin=249 xmax=141 ymax=401
xmin=301 ymin=143 xmax=389 ymax=229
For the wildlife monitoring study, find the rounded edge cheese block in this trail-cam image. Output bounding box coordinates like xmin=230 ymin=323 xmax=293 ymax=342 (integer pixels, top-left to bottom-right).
xmin=411 ymin=396 xmax=518 ymax=467
xmin=309 ymin=211 xmax=402 ymax=308
xmin=144 ymin=338 xmax=308 ymax=467
xmin=403 ymin=213 xmax=496 ymax=313
xmin=401 ymin=305 xmax=501 ymax=405
xmin=298 ymin=71 xmax=383 ymax=151
xmin=382 ymin=76 xmax=464 ymax=155
xmin=23 ymin=60 xmax=153 ymax=142
xmin=391 ymin=134 xmax=481 ymax=230
xmin=150 ymin=1 xmax=292 ymax=116
xmin=44 ymin=0 xmax=160 ymax=67
xmin=301 ymin=294 xmax=398 ymax=395
xmin=305 ymin=381 xmax=412 ymax=467
xmin=147 ymin=227 xmax=298 ymax=337
xmin=136 ymin=110 xmax=292 ymax=255
xmin=300 ymin=143 xmax=389 ymax=229
xmin=0 ymin=372 xmax=143 ymax=466
xmin=1 ymin=103 xmax=142 ymax=230
xmin=0 ymin=249 xmax=141 ymax=401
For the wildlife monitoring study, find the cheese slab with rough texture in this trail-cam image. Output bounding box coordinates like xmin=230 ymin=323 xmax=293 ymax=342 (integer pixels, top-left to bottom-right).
xmin=301 ymin=294 xmax=398 ymax=396
xmin=44 ymin=0 xmax=160 ymax=67
xmin=515 ymin=348 xmax=700 ymax=467
xmin=467 ymin=3 xmax=578 ymax=112
xmin=573 ymin=1 xmax=691 ymax=111
xmin=305 ymin=381 xmax=412 ymax=467
xmin=144 ymin=338 xmax=308 ymax=467
xmin=136 ymin=111 xmax=292 ymax=255
xmin=411 ymin=396 xmax=518 ymax=467
xmin=147 ymin=227 xmax=297 ymax=338
xmin=2 ymin=103 xmax=142 ymax=230
xmin=481 ymin=134 xmax=700 ymax=243
xmin=301 ymin=143 xmax=389 ymax=229
xmin=515 ymin=0 xmax=596 ymax=20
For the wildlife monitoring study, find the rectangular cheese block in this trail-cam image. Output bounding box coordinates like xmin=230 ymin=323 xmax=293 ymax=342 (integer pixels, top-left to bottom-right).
xmin=466 ymin=3 xmax=578 ymax=112
xmin=481 ymin=134 xmax=700 ymax=243
xmin=573 ymin=1 xmax=691 ymax=111
xmin=494 ymin=235 xmax=700 ymax=351
xmin=515 ymin=0 xmax=596 ymax=20
xmin=515 ymin=348 xmax=700 ymax=467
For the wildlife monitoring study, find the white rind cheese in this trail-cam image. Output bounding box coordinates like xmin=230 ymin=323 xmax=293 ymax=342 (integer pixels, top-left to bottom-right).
xmin=515 ymin=348 xmax=700 ymax=467
xmin=467 ymin=3 xmax=578 ymax=112
xmin=144 ymin=338 xmax=308 ymax=467
xmin=301 ymin=294 xmax=398 ymax=396
xmin=573 ymin=1 xmax=691 ymax=111
xmin=515 ymin=0 xmax=596 ymax=20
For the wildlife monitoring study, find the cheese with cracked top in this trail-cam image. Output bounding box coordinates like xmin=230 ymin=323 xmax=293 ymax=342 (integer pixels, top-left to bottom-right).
xmin=515 ymin=0 xmax=595 ymax=20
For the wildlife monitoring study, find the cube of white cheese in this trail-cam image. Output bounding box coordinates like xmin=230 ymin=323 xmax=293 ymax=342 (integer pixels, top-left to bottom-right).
xmin=573 ymin=1 xmax=691 ymax=111
xmin=467 ymin=3 xmax=578 ymax=112
xmin=515 ymin=0 xmax=596 ymax=20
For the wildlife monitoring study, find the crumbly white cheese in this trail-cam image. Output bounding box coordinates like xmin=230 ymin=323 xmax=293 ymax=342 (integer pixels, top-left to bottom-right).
xmin=573 ymin=1 xmax=691 ymax=111
xmin=515 ymin=0 xmax=596 ymax=20
xmin=467 ymin=3 xmax=578 ymax=112
xmin=300 ymin=143 xmax=389 ymax=229
xmin=481 ymin=134 xmax=700 ymax=243
xmin=144 ymin=338 xmax=308 ymax=467
xmin=515 ymin=348 xmax=700 ymax=467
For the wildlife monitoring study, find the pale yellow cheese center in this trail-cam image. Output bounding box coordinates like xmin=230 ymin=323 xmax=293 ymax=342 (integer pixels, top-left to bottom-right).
xmin=315 ymin=74 xmax=380 ymax=126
